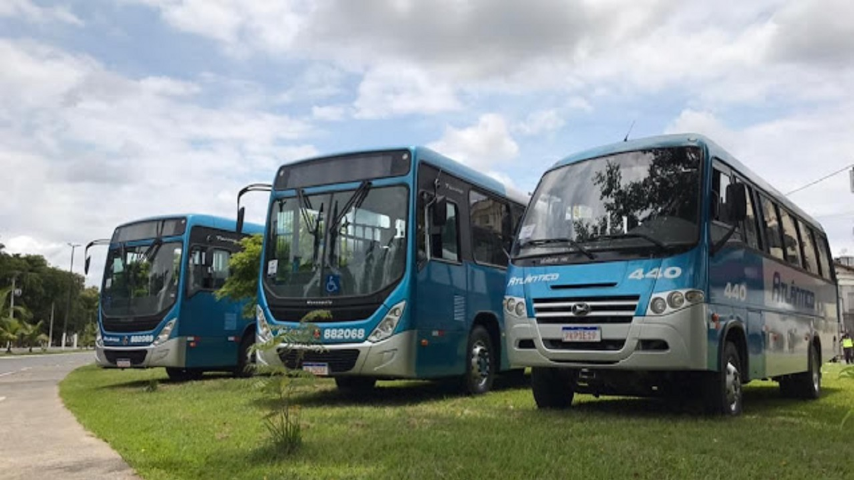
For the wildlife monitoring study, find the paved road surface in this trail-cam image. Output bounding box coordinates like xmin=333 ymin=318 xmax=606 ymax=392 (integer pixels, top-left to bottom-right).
xmin=0 ymin=352 xmax=139 ymax=479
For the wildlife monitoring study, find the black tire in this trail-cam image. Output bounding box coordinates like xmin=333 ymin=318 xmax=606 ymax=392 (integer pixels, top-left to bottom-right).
xmin=778 ymin=377 xmax=797 ymax=398
xmin=703 ymin=341 xmax=743 ymax=416
xmin=335 ymin=377 xmax=377 ymax=394
xmin=233 ymin=331 xmax=255 ymax=378
xmin=166 ymin=367 xmax=190 ymax=382
xmin=791 ymin=343 xmax=821 ymax=400
xmin=531 ymin=367 xmax=576 ymax=409
xmin=462 ymin=325 xmax=495 ymax=395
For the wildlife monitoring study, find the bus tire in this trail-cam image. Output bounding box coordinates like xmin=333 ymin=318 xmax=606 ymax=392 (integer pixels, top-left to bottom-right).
xmin=703 ymin=341 xmax=743 ymax=416
xmin=792 ymin=343 xmax=821 ymax=400
xmin=531 ymin=367 xmax=576 ymax=409
xmin=233 ymin=332 xmax=255 ymax=378
xmin=335 ymin=377 xmax=377 ymax=394
xmin=462 ymin=325 xmax=495 ymax=395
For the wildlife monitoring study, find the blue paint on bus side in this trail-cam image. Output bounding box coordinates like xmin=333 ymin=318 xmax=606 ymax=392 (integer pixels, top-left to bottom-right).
xmin=96 ymin=214 xmax=263 ymax=370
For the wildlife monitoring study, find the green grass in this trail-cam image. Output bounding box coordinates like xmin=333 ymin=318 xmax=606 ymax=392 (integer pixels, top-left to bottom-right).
xmin=61 ymin=364 xmax=854 ymax=480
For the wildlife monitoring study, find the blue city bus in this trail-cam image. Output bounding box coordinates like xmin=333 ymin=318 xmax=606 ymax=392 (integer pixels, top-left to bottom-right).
xmin=86 ymin=214 xmax=263 ymax=381
xmin=244 ymin=147 xmax=529 ymax=394
xmin=504 ymin=134 xmax=839 ymax=415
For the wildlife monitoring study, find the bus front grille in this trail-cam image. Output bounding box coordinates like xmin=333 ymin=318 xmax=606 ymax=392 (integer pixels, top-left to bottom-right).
xmin=278 ymin=349 xmax=360 ymax=373
xmin=102 ymin=317 xmax=162 ymax=333
xmin=533 ymin=295 xmax=640 ymax=324
xmin=104 ymin=349 xmax=147 ymax=365
xmin=544 ymin=339 xmax=626 ymax=351
xmin=270 ymin=304 xmax=380 ymax=323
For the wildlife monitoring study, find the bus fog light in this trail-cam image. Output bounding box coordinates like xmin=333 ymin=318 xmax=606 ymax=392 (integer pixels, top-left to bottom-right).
xmin=650 ymin=297 xmax=667 ymax=315
xmin=153 ymin=319 xmax=177 ymax=346
xmin=368 ymin=301 xmax=406 ymax=343
xmin=685 ymin=290 xmax=705 ymax=304
xmin=514 ymin=301 xmax=526 ymax=317
xmin=667 ymin=291 xmax=685 ymax=309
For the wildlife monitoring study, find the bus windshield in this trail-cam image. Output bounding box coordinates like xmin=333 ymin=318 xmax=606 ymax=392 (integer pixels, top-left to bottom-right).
xmin=264 ymin=185 xmax=408 ymax=299
xmin=514 ymin=147 xmax=702 ymax=260
xmin=101 ymin=242 xmax=183 ymax=317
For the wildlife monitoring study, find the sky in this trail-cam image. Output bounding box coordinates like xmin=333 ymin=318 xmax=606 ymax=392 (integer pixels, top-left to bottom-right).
xmin=2 ymin=0 xmax=854 ymax=287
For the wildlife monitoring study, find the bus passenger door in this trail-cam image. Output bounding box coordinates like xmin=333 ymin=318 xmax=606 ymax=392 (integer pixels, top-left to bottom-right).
xmin=182 ymin=245 xmax=240 ymax=369
xmin=413 ymin=165 xmax=469 ymax=378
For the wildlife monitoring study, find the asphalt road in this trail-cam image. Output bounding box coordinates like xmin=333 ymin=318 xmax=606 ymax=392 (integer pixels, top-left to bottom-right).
xmin=0 ymin=351 xmax=139 ymax=479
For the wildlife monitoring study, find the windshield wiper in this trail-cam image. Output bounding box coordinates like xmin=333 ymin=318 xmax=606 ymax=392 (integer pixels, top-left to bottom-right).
xmin=295 ymin=190 xmax=324 ymax=267
xmin=327 ymin=181 xmax=372 ymax=265
xmin=519 ymin=237 xmax=596 ymax=260
xmin=589 ymin=233 xmax=667 ymax=249
xmin=142 ymin=238 xmax=163 ymax=262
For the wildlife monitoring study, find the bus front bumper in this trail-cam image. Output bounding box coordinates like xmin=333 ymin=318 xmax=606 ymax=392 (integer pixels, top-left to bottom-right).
xmin=95 ymin=337 xmax=187 ymax=369
xmin=256 ymin=330 xmax=417 ymax=379
xmin=506 ymin=303 xmax=709 ymax=371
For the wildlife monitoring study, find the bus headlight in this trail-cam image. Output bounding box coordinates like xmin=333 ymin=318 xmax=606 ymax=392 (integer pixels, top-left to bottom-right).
xmin=505 ymin=296 xmax=526 ymax=317
xmin=256 ymin=305 xmax=272 ymax=341
xmin=96 ymin=329 xmax=103 ymax=348
xmin=647 ymin=289 xmax=705 ymax=316
xmin=368 ymin=301 xmax=406 ymax=343
xmin=153 ymin=319 xmax=176 ymax=346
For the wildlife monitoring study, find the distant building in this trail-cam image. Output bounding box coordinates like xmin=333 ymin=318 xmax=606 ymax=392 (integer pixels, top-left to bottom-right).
xmin=834 ymin=257 xmax=854 ymax=336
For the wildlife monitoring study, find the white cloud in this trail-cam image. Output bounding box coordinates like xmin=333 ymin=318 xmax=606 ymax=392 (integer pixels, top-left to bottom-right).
xmin=429 ymin=114 xmax=519 ymax=170
xmin=353 ymin=64 xmax=460 ymax=119
xmin=311 ymin=105 xmax=347 ymax=122
xmin=0 ymin=38 xmax=315 ymax=284
xmin=0 ymin=0 xmax=83 ymax=26
xmin=514 ymin=110 xmax=565 ymax=136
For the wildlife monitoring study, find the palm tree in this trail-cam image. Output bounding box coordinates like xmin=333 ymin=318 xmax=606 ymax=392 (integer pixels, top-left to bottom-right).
xmin=20 ymin=320 xmax=49 ymax=352
xmin=1 ymin=287 xmax=31 ymax=353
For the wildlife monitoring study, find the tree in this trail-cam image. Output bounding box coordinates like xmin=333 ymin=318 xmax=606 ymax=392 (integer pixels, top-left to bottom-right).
xmin=20 ymin=320 xmax=49 ymax=352
xmin=215 ymin=234 xmax=263 ymax=318
xmin=0 ymin=318 xmax=23 ymax=354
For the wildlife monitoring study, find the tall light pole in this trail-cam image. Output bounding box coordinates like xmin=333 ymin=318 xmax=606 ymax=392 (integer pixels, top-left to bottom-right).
xmin=62 ymin=243 xmax=81 ymax=350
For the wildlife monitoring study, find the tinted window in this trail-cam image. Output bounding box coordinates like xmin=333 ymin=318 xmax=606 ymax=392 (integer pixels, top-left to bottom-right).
xmin=711 ymin=169 xmax=741 ymax=243
xmin=760 ymin=196 xmax=785 ymax=261
xmin=112 ymin=217 xmax=187 ymax=242
xmin=815 ymin=233 xmax=832 ymax=280
xmin=741 ymin=185 xmax=760 ymax=250
xmin=798 ymin=222 xmax=819 ymax=275
xmin=274 ymin=150 xmax=411 ymax=190
xmin=211 ymin=249 xmax=231 ymax=289
xmin=470 ymin=190 xmax=509 ymax=266
xmin=778 ymin=208 xmax=802 ymax=267
xmin=431 ymin=202 xmax=460 ymax=262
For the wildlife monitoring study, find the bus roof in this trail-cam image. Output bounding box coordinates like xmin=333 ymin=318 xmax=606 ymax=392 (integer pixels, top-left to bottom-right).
xmin=274 ymin=145 xmax=529 ymax=206
xmin=115 ymin=214 xmax=264 ymax=235
xmin=548 ymin=133 xmax=823 ymax=232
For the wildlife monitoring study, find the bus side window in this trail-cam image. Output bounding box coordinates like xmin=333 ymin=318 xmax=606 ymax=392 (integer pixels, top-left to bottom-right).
xmin=210 ymin=249 xmax=231 ymax=289
xmin=741 ymin=183 xmax=761 ymax=250
xmin=815 ymin=233 xmax=833 ymax=281
xmin=711 ymin=168 xmax=742 ymax=243
xmin=778 ymin=208 xmax=802 ymax=268
xmin=759 ymin=195 xmax=785 ymax=261
xmin=430 ymin=201 xmax=460 ymax=262
xmin=798 ymin=221 xmax=819 ymax=275
xmin=469 ymin=190 xmax=508 ymax=267
xmin=188 ymin=247 xmax=205 ymax=292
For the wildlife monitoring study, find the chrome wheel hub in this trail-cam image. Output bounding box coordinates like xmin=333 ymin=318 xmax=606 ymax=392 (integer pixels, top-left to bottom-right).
xmin=470 ymin=341 xmax=491 ymax=387
xmin=725 ymin=360 xmax=742 ymax=413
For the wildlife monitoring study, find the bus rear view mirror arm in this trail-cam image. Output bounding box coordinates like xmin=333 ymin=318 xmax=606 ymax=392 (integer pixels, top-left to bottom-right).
xmin=431 ymin=196 xmax=448 ymax=227
xmin=83 ymin=238 xmax=111 ymax=275
xmin=235 ymin=183 xmax=272 ymax=233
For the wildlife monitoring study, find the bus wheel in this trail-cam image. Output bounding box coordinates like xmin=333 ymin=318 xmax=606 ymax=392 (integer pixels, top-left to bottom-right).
xmin=531 ymin=367 xmax=576 ymax=409
xmin=791 ymin=343 xmax=821 ymax=400
xmin=462 ymin=325 xmax=495 ymax=395
xmin=335 ymin=377 xmax=377 ymax=395
xmin=233 ymin=332 xmax=255 ymax=378
xmin=703 ymin=341 xmax=743 ymax=416
xmin=166 ymin=368 xmax=191 ymax=382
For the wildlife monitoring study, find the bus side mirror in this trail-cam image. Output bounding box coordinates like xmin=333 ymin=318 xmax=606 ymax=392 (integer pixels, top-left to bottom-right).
xmin=432 ymin=196 xmax=448 ymax=227
xmin=726 ymin=183 xmax=747 ymax=222
xmin=236 ymin=206 xmax=246 ymax=234
xmin=85 ymin=256 xmax=91 ymax=275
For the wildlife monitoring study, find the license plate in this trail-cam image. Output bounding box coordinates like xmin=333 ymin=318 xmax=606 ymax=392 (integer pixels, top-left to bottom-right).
xmin=302 ymin=362 xmax=329 ymax=376
xmin=116 ymin=359 xmax=131 ymax=368
xmin=562 ymin=326 xmax=601 ymax=343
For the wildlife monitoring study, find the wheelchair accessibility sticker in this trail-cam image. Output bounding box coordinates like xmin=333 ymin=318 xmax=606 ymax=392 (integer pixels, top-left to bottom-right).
xmin=325 ymin=274 xmax=341 ymax=294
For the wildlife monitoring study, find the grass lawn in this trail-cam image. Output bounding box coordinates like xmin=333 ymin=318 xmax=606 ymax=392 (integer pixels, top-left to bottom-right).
xmin=61 ymin=363 xmax=854 ymax=480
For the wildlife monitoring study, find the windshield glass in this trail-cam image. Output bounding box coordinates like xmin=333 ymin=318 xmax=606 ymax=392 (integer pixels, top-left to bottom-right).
xmin=264 ymin=185 xmax=409 ymax=299
xmin=101 ymin=242 xmax=183 ymax=317
xmin=514 ymin=147 xmax=702 ymax=259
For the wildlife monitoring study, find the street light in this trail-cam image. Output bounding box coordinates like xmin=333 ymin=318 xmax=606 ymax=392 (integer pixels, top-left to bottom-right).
xmin=62 ymin=243 xmax=81 ymax=350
